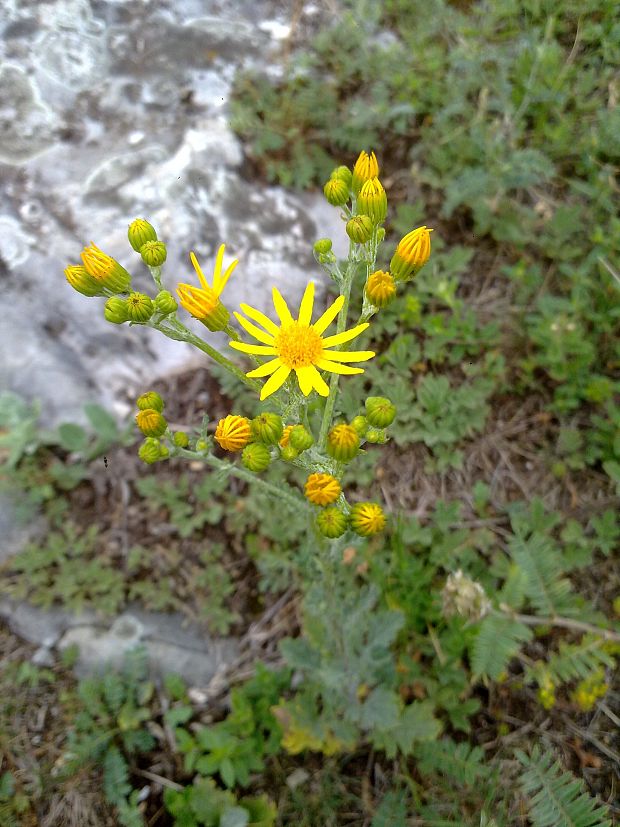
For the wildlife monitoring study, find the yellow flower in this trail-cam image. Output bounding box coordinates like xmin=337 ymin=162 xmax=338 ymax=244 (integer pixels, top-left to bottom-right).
xmin=304 ymin=473 xmax=342 ymax=506
xmin=64 ymin=264 xmax=105 ymax=297
xmin=350 ymin=502 xmax=386 ymax=536
xmin=352 ymin=150 xmax=379 ymax=195
xmin=390 ymin=226 xmax=433 ymax=282
xmin=176 ymin=244 xmax=238 ymax=331
xmin=230 ymin=283 xmax=375 ymax=401
xmin=81 ymin=243 xmax=132 ymax=293
xmin=280 ymin=424 xmax=295 ymax=448
xmin=214 ymin=414 xmax=251 ymax=451
xmin=365 ymin=270 xmax=396 ymax=307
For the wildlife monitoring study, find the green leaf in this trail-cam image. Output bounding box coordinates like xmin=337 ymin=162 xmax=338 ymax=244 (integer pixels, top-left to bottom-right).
xmin=471 ymin=615 xmax=532 ymax=680
xmin=57 ymin=423 xmax=89 ymax=452
xmin=84 ymin=403 xmax=119 ymax=440
xmin=360 ymin=688 xmax=401 ymax=731
xmin=221 ymin=807 xmax=250 ymax=827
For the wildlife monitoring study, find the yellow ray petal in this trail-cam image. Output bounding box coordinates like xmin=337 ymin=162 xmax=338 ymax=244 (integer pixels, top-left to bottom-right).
xmin=211 ymin=244 xmax=226 ymax=293
xmin=321 ymin=322 xmax=369 ymax=348
xmin=239 ymin=303 xmax=280 ymax=336
xmin=229 ymin=341 xmax=278 ymax=356
xmin=317 ymin=360 xmax=365 ymax=375
xmin=297 ymin=282 xmax=315 ymax=327
xmin=246 ymin=358 xmax=282 ymax=378
xmin=260 ymin=364 xmax=291 ymax=400
xmin=233 ymin=312 xmax=276 ymax=345
xmin=272 ymin=287 xmax=294 ymax=325
xmin=216 ymin=253 xmax=238 ymax=294
xmin=320 ymin=349 xmax=375 ymax=362
xmin=312 ymin=294 xmax=345 ymax=334
xmin=190 ymin=252 xmax=209 ymax=290
xmin=307 ymin=365 xmax=330 ymax=396
xmin=296 ymin=365 xmax=314 ymax=396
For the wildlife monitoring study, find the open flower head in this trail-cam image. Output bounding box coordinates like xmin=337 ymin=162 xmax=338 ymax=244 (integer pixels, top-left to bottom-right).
xmin=230 ymin=283 xmax=375 ymax=400
xmin=177 ymin=244 xmax=238 ymax=331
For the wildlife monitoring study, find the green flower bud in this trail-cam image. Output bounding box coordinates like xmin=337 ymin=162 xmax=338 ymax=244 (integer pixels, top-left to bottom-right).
xmin=346 ymin=215 xmax=373 ymax=244
xmin=365 ymin=427 xmax=386 ymax=444
xmin=104 ymin=297 xmax=129 ymax=324
xmin=350 ymin=415 xmax=368 ymax=438
xmin=242 ymin=442 xmax=271 ymax=472
xmin=365 ymin=397 xmax=396 ymax=428
xmin=139 ymin=438 xmax=163 ymax=464
xmin=140 ymin=240 xmax=167 ymax=267
xmin=330 ymin=165 xmax=352 ymax=188
xmin=323 ymin=177 xmax=349 ymax=207
xmin=136 ymin=408 xmax=167 ymax=438
xmin=173 ymin=431 xmax=189 ymax=448
xmin=316 ymin=507 xmax=348 ymax=539
xmin=280 ymin=445 xmax=299 ymax=462
xmin=313 ymin=238 xmax=333 ymax=255
xmin=327 ymin=423 xmax=360 ymax=462
xmin=137 ymin=391 xmax=164 ymax=412
xmin=289 ymin=425 xmax=314 ymax=452
xmin=159 ymin=444 xmax=169 ymax=459
xmin=196 ymin=439 xmax=208 ymax=452
xmin=154 ymin=290 xmax=178 ymax=315
xmin=251 ymin=412 xmax=284 ymax=445
xmin=128 ymin=218 xmax=158 ymax=252
xmin=126 ymin=292 xmax=154 ymax=323
xmin=357 ymin=178 xmax=387 ymax=225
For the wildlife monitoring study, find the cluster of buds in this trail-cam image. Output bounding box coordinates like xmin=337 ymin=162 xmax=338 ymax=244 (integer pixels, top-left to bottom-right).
xmin=441 ymin=570 xmax=492 ymax=622
xmin=572 ymin=669 xmax=609 ymax=712
xmin=135 ymin=391 xmax=169 ymax=463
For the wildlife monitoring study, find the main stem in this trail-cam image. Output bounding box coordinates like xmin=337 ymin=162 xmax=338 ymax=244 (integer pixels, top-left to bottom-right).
xmin=498 ymin=606 xmax=620 ymax=643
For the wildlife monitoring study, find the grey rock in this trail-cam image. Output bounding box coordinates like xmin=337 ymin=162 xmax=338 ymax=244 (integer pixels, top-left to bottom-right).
xmin=0 ymin=64 xmax=59 ymax=164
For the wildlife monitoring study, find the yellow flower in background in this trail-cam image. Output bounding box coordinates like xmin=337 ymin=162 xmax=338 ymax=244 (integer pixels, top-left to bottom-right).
xmin=230 ymin=283 xmax=375 ymax=400
xmin=176 ymin=244 xmax=238 ymax=331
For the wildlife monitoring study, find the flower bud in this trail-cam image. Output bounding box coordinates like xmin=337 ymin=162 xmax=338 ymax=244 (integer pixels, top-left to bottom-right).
xmin=316 ymin=507 xmax=348 ymax=539
xmin=365 ymin=427 xmax=386 ymax=444
xmin=136 ymin=408 xmax=167 ymax=438
xmin=441 ymin=570 xmax=491 ymax=622
xmin=330 ymin=165 xmax=352 ymax=188
xmin=365 ymin=396 xmax=396 ymax=428
xmin=365 ymin=270 xmax=396 ymax=308
xmin=104 ymin=297 xmax=129 ymax=324
xmin=279 ymin=425 xmax=295 ymax=448
xmin=215 ymin=415 xmax=251 ymax=452
xmin=350 ymin=502 xmax=386 ymax=536
xmin=390 ymin=226 xmax=433 ymax=282
xmin=357 ymin=178 xmax=387 ymax=225
xmin=327 ymin=423 xmax=360 ymax=462
xmin=64 ymin=264 xmax=105 ymax=297
xmin=173 ymin=431 xmax=189 ymax=448
xmin=351 ymin=150 xmax=379 ymax=196
xmin=304 ymin=473 xmax=342 ymax=506
xmin=289 ymin=424 xmax=314 ymax=452
xmin=323 ymin=177 xmax=349 ymax=207
xmin=140 ymin=240 xmax=167 ymax=267
xmin=139 ymin=437 xmax=164 ymax=464
xmin=346 ymin=215 xmax=373 ymax=244
xmin=242 ymin=442 xmax=271 ymax=472
xmin=313 ymin=238 xmax=333 ymax=255
xmin=159 ymin=444 xmax=169 ymax=459
xmin=280 ymin=445 xmax=299 ymax=462
xmin=196 ymin=439 xmax=208 ymax=452
xmin=350 ymin=415 xmax=368 ymax=438
xmin=126 ymin=292 xmax=154 ymax=323
xmin=81 ymin=243 xmax=132 ymax=293
xmin=128 ymin=218 xmax=157 ymax=252
xmin=251 ymin=412 xmax=284 ymax=445
xmin=137 ymin=391 xmax=164 ymax=412
xmin=154 ymin=290 xmax=178 ymax=315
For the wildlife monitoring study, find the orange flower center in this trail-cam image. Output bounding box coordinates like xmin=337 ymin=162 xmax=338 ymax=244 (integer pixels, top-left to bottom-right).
xmin=275 ymin=322 xmax=323 ymax=369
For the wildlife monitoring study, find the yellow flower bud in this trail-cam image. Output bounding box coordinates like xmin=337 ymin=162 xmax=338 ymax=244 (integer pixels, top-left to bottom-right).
xmin=324 ymin=177 xmax=349 ymax=207
xmin=136 ymin=408 xmax=167 ymax=438
xmin=176 ymin=283 xmax=230 ymax=332
xmin=279 ymin=424 xmax=295 ymax=448
xmin=357 ymin=178 xmax=387 ymax=225
xmin=140 ymin=240 xmax=167 ymax=267
xmin=214 ymin=415 xmax=251 ymax=452
xmin=128 ymin=218 xmax=157 ymax=252
xmin=304 ymin=473 xmax=342 ymax=506
xmin=327 ymin=423 xmax=360 ymax=462
xmin=137 ymin=391 xmax=164 ymax=412
xmin=81 ymin=243 xmax=132 ymax=293
xmin=390 ymin=226 xmax=433 ymax=282
xmin=64 ymin=264 xmax=105 ymax=297
xmin=365 ymin=270 xmax=396 ymax=308
xmin=126 ymin=292 xmax=154 ymax=323
xmin=346 ymin=215 xmax=373 ymax=244
xmin=350 ymin=502 xmax=386 ymax=536
xmin=351 ymin=150 xmax=379 ymax=195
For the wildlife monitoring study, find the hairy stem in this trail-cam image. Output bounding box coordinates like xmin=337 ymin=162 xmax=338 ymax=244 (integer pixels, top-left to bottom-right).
xmin=498 ymin=605 xmax=620 ymax=643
